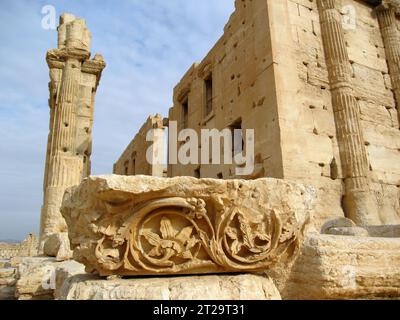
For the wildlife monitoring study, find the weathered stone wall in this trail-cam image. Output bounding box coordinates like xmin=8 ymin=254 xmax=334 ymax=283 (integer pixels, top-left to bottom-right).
xmin=279 ymin=233 xmax=400 ymax=299
xmin=281 ymin=0 xmax=345 ymax=227
xmin=168 ymin=0 xmax=282 ymax=180
xmin=164 ymin=0 xmax=400 ymax=228
xmin=113 ymin=114 xmax=166 ymax=177
xmin=347 ymin=1 xmax=400 ymax=224
xmin=0 ymin=245 xmax=20 ymax=260
xmin=283 ymin=0 xmax=400 ymax=225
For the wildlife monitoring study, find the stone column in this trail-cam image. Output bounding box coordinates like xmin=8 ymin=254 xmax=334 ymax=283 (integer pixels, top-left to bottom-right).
xmin=376 ymin=1 xmax=400 ymax=127
xmin=317 ymin=0 xmax=380 ymax=226
xmin=40 ymin=14 xmax=105 ymax=253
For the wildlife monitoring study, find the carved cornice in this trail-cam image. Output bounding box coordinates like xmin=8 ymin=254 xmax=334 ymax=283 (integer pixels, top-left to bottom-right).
xmin=197 ymin=60 xmax=213 ymax=79
xmin=176 ymin=86 xmax=191 ymax=103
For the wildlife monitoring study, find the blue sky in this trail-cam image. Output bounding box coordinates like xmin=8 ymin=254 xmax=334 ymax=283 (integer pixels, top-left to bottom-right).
xmin=0 ymin=0 xmax=234 ymax=240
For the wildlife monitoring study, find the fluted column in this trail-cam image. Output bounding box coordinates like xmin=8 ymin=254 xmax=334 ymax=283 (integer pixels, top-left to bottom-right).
xmin=40 ymin=14 xmax=105 ymax=252
xmin=376 ymin=2 xmax=400 ymax=127
xmin=317 ymin=0 xmax=380 ymax=225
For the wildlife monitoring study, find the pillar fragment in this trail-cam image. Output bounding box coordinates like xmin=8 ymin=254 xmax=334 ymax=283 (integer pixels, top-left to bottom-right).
xmin=40 ymin=14 xmax=105 ymax=253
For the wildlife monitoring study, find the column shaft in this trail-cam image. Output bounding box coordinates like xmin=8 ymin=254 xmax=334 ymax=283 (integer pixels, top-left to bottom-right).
xmin=377 ymin=5 xmax=400 ymax=128
xmin=317 ymin=0 xmax=380 ymax=225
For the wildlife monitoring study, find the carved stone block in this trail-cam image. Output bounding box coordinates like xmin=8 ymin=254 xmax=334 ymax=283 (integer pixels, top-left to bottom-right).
xmin=57 ymin=273 xmax=281 ymax=300
xmin=61 ymin=175 xmax=315 ymax=276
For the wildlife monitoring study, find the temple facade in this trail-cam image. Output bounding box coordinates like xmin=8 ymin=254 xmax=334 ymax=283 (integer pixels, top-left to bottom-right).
xmin=115 ymin=0 xmax=400 ymax=229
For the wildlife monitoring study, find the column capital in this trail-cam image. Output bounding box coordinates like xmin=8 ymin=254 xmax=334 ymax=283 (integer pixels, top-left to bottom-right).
xmin=317 ymin=0 xmax=337 ymax=10
xmin=46 ymin=48 xmax=90 ymax=68
xmin=376 ymin=0 xmax=400 ymax=14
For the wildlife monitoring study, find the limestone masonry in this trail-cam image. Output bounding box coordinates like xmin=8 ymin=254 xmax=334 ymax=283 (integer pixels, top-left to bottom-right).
xmin=0 ymin=235 xmax=38 ymax=260
xmin=2 ymin=0 xmax=400 ymax=301
xmin=117 ymin=0 xmax=400 ymax=231
xmin=113 ymin=114 xmax=167 ymax=177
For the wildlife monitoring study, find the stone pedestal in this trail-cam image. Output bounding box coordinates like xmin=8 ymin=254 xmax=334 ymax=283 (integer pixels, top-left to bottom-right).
xmin=57 ymin=274 xmax=281 ymax=300
xmin=279 ymin=233 xmax=400 ymax=299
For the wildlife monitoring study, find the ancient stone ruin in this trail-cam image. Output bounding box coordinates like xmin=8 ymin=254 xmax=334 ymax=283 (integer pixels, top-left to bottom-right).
xmin=113 ymin=114 xmax=167 ymax=177
xmin=2 ymin=0 xmax=400 ymax=300
xmin=40 ymin=13 xmax=105 ymax=257
xmin=0 ymin=235 xmax=38 ymax=260
xmin=61 ymin=176 xmax=313 ymax=276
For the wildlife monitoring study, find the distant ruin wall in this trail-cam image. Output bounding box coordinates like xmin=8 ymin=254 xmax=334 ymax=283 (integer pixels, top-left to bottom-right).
xmin=0 ymin=235 xmax=38 ymax=260
xmin=113 ymin=114 xmax=166 ymax=177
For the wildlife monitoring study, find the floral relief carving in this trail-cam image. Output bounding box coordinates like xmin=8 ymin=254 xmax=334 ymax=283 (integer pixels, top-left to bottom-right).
xmin=62 ymin=176 xmax=314 ymax=276
xmin=141 ymin=217 xmax=201 ymax=263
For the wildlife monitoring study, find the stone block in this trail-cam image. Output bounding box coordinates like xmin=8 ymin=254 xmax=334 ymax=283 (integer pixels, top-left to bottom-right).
xmin=15 ymin=257 xmax=85 ymax=300
xmin=43 ymin=233 xmax=73 ymax=261
xmin=280 ymin=233 xmax=400 ymax=299
xmin=62 ymin=175 xmax=315 ymax=277
xmin=58 ymin=274 xmax=281 ymax=300
xmin=54 ymin=260 xmax=86 ymax=299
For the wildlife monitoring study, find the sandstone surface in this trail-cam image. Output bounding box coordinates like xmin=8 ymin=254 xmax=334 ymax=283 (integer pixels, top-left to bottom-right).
xmin=58 ymin=273 xmax=281 ymax=300
xmin=62 ymin=175 xmax=315 ymax=277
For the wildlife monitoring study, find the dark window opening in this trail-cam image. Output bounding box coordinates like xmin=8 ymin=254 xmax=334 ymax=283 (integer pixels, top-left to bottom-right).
xmin=229 ymin=119 xmax=243 ymax=157
xmin=132 ymin=158 xmax=136 ymax=175
xmin=131 ymin=152 xmax=137 ymax=176
xmin=182 ymin=97 xmax=189 ymax=129
xmin=205 ymin=74 xmax=213 ymax=116
xmin=194 ymin=167 xmax=201 ymax=179
xmin=124 ymin=161 xmax=129 ymax=176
